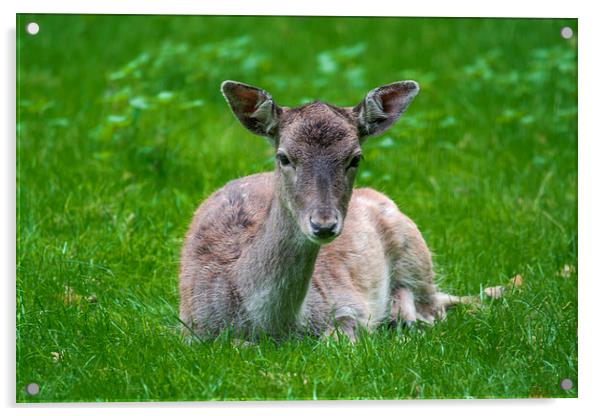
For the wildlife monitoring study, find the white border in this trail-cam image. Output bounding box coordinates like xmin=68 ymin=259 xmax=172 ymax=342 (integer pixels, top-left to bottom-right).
xmin=9 ymin=0 xmax=581 ymax=17
xmin=3 ymin=1 xmax=600 ymax=416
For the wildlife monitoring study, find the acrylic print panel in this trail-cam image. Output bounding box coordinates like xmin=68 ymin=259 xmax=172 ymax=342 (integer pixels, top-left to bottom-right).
xmin=16 ymin=14 xmax=577 ymax=402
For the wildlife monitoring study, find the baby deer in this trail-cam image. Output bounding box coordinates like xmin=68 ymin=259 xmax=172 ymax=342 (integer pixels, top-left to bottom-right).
xmin=179 ymin=80 xmax=474 ymax=341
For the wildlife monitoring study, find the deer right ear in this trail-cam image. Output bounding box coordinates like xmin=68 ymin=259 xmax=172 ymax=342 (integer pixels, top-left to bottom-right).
xmin=221 ymin=81 xmax=282 ymax=143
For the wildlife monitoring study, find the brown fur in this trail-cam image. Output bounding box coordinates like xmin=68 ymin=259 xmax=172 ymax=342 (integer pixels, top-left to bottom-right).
xmin=179 ymin=81 xmax=472 ymax=341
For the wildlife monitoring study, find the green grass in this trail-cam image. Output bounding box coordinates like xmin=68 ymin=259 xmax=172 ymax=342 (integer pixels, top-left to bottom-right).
xmin=16 ymin=15 xmax=577 ymax=401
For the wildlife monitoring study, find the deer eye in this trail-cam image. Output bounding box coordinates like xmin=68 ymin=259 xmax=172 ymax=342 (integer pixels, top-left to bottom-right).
xmin=347 ymin=154 xmax=362 ymax=170
xmin=276 ymin=152 xmax=292 ymax=167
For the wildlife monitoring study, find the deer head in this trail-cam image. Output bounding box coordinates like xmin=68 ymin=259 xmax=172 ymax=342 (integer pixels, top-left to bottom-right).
xmin=221 ymin=80 xmax=419 ymax=244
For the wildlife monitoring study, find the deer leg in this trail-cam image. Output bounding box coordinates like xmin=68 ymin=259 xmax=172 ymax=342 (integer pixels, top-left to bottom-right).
xmin=390 ymin=286 xmax=446 ymax=326
xmin=388 ymin=242 xmax=473 ymax=326
xmin=387 ymin=242 xmax=486 ymax=327
xmin=389 ymin=286 xmax=418 ymax=327
xmin=433 ymin=292 xmax=478 ymax=309
xmin=323 ymin=305 xmax=368 ymax=343
xmin=323 ymin=315 xmax=359 ymax=342
xmin=414 ymin=291 xmax=480 ymax=325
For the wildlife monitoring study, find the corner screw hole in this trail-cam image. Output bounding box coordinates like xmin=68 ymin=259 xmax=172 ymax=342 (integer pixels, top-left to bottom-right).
xmin=26 ymin=22 xmax=40 ymax=36
xmin=25 ymin=382 xmax=40 ymax=395
xmin=560 ymin=27 xmax=573 ymax=39
xmin=560 ymin=378 xmax=573 ymax=390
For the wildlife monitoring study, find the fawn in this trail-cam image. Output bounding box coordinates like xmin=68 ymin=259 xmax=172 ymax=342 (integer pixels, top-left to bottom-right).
xmin=179 ymin=80 xmax=474 ymax=341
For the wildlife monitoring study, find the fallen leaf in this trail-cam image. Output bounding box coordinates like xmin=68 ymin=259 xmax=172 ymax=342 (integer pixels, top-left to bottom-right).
xmin=63 ymin=286 xmax=82 ymax=305
xmin=560 ymin=264 xmax=575 ymax=278
xmin=64 ymin=287 xmax=96 ymax=305
xmin=508 ymin=274 xmax=524 ymax=288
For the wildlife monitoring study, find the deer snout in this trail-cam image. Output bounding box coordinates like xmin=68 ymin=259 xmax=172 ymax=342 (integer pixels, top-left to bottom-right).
xmin=308 ymin=208 xmax=341 ymax=240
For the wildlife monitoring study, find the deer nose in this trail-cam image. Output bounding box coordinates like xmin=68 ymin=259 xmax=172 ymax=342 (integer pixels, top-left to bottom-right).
xmin=309 ymin=211 xmax=339 ymax=239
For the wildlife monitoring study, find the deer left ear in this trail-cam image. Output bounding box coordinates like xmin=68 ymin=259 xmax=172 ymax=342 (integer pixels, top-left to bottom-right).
xmin=354 ymin=81 xmax=419 ymax=138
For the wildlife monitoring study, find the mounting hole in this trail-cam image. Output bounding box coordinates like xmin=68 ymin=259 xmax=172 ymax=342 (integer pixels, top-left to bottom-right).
xmin=560 ymin=26 xmax=573 ymax=39
xmin=26 ymin=22 xmax=40 ymax=36
xmin=25 ymin=382 xmax=40 ymax=395
xmin=560 ymin=378 xmax=573 ymax=390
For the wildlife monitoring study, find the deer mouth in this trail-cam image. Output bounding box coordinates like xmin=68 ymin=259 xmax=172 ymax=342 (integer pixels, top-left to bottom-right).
xmin=306 ymin=233 xmax=339 ymax=245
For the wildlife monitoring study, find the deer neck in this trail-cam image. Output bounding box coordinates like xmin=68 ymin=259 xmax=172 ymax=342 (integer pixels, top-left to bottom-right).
xmin=237 ymin=187 xmax=320 ymax=336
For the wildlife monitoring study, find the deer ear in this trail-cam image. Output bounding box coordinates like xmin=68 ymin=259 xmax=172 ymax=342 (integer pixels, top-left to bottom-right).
xmin=354 ymin=81 xmax=419 ymax=138
xmin=221 ymin=81 xmax=282 ymax=143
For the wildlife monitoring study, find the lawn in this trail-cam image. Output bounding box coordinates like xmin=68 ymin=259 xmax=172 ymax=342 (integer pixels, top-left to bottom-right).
xmin=16 ymin=15 xmax=577 ymax=401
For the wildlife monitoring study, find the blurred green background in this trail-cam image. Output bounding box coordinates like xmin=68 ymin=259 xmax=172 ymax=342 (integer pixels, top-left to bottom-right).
xmin=17 ymin=15 xmax=577 ymax=401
